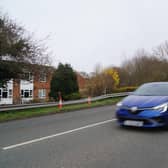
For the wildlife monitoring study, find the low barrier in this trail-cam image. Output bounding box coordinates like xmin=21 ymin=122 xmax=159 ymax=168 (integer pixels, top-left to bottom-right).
xmin=0 ymin=92 xmax=131 ymax=112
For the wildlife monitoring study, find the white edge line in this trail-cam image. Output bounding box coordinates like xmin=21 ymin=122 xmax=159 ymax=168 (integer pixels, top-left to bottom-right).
xmin=2 ymin=118 xmax=116 ymax=150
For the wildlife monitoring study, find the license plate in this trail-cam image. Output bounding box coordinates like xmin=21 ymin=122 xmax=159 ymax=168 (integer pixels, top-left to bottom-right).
xmin=124 ymin=120 xmax=143 ymax=127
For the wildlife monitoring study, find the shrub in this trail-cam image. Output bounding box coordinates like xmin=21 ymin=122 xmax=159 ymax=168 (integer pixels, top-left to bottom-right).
xmin=63 ymin=92 xmax=81 ymax=101
xmin=113 ymin=86 xmax=138 ymax=93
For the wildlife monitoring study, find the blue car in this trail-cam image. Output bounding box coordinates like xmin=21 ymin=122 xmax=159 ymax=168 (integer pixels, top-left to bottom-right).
xmin=116 ymin=82 xmax=168 ymax=128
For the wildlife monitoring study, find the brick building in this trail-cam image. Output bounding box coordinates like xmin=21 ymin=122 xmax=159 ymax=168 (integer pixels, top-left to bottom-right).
xmin=76 ymin=72 xmax=88 ymax=92
xmin=0 ymin=65 xmax=54 ymax=105
xmin=0 ymin=65 xmax=88 ymax=105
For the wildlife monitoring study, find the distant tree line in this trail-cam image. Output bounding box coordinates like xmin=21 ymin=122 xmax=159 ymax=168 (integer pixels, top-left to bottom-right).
xmin=119 ymin=41 xmax=168 ymax=86
xmin=80 ymin=64 xmax=120 ymax=96
xmin=82 ymin=41 xmax=168 ymax=97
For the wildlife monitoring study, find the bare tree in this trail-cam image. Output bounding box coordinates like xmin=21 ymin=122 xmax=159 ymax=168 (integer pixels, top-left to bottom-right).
xmin=153 ymin=41 xmax=168 ymax=60
xmin=0 ymin=13 xmax=51 ymax=86
xmin=120 ymin=48 xmax=168 ymax=86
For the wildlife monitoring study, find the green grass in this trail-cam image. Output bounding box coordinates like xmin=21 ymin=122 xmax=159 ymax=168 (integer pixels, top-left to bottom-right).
xmin=0 ymin=97 xmax=123 ymax=122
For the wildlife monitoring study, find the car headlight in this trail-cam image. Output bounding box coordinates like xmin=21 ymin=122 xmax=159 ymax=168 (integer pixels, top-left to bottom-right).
xmin=116 ymin=102 xmax=123 ymax=107
xmin=153 ymin=103 xmax=168 ymax=113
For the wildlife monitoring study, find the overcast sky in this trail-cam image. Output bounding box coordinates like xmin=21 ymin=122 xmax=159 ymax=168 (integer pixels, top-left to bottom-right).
xmin=1 ymin=0 xmax=168 ymax=72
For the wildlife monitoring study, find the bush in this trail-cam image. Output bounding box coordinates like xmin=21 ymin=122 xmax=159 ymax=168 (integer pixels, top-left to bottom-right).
xmin=113 ymin=86 xmax=138 ymax=93
xmin=63 ymin=92 xmax=81 ymax=100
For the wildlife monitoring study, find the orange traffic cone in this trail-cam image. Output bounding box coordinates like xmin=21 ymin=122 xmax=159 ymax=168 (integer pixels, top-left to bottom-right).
xmin=58 ymin=98 xmax=63 ymax=109
xmin=88 ymin=96 xmax=91 ymax=105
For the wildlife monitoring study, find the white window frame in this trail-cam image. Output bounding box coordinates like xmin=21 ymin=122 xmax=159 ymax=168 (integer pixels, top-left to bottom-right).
xmin=8 ymin=89 xmax=12 ymax=98
xmin=21 ymin=90 xmax=33 ymax=98
xmin=0 ymin=88 xmax=13 ymax=98
xmin=38 ymin=89 xmax=46 ymax=99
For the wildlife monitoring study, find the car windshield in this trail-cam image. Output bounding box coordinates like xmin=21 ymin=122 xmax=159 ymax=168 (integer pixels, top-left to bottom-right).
xmin=133 ymin=83 xmax=168 ymax=96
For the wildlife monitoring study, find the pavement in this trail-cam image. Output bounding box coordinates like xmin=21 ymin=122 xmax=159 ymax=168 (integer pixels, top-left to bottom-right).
xmin=0 ymin=105 xmax=168 ymax=168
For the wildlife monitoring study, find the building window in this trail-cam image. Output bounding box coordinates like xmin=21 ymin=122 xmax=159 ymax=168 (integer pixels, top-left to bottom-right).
xmin=39 ymin=73 xmax=47 ymax=82
xmin=21 ymin=90 xmax=33 ymax=98
xmin=2 ymin=89 xmax=8 ymax=98
xmin=21 ymin=90 xmax=24 ymax=98
xmin=9 ymin=89 xmax=12 ymax=98
xmin=38 ymin=89 xmax=46 ymax=98
xmin=0 ymin=89 xmax=13 ymax=98
xmin=24 ymin=72 xmax=33 ymax=81
xmin=30 ymin=90 xmax=33 ymax=97
xmin=24 ymin=90 xmax=29 ymax=98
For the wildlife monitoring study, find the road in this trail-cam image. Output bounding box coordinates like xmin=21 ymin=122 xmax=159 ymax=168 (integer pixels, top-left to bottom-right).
xmin=0 ymin=105 xmax=168 ymax=168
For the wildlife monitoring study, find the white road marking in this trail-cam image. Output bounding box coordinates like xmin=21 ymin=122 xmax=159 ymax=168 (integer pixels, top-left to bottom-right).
xmin=2 ymin=118 xmax=117 ymax=150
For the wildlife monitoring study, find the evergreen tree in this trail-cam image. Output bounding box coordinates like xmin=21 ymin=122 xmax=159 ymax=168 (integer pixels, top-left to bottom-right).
xmin=50 ymin=63 xmax=79 ymax=100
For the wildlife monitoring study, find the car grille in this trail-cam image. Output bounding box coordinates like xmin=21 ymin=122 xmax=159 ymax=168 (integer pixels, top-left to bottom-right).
xmin=127 ymin=109 xmax=143 ymax=114
xmin=120 ymin=106 xmax=153 ymax=114
xmin=118 ymin=117 xmax=151 ymax=125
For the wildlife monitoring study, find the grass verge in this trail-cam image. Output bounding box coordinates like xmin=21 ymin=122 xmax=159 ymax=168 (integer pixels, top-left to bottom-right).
xmin=0 ymin=97 xmax=123 ymax=122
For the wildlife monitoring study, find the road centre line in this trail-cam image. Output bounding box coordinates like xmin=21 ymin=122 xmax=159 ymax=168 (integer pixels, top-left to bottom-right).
xmin=3 ymin=118 xmax=117 ymax=150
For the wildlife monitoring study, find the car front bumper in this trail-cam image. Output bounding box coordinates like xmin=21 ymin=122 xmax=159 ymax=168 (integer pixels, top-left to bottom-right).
xmin=117 ymin=116 xmax=166 ymax=128
xmin=116 ymin=109 xmax=168 ymax=128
